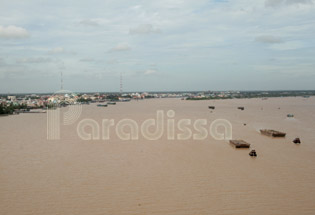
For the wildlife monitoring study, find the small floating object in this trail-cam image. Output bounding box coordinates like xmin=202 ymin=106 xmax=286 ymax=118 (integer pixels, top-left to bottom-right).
xmin=108 ymin=102 xmax=116 ymax=105
xmin=249 ymin=150 xmax=257 ymax=157
xmin=260 ymin=129 xmax=286 ymax=137
xmin=238 ymin=107 xmax=244 ymax=110
xmin=287 ymin=114 xmax=294 ymax=118
xmin=293 ymin=138 xmax=301 ymax=144
xmin=243 ymin=123 xmax=247 ymax=126
xmin=230 ymin=140 xmax=250 ymax=148
xmin=208 ymin=106 xmax=215 ymax=110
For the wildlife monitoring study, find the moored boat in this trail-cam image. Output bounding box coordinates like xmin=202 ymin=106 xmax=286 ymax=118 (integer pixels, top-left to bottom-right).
xmin=230 ymin=140 xmax=250 ymax=148
xmin=260 ymin=129 xmax=286 ymax=137
xmin=97 ymin=104 xmax=108 ymax=107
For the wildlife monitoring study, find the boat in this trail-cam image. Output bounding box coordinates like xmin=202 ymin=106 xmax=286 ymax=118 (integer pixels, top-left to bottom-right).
xmin=249 ymin=150 xmax=257 ymax=157
xmin=287 ymin=114 xmax=294 ymax=118
xmin=230 ymin=140 xmax=250 ymax=148
xmin=260 ymin=129 xmax=286 ymax=137
xmin=107 ymin=102 xmax=116 ymax=105
xmin=208 ymin=106 xmax=215 ymax=110
xmin=97 ymin=104 xmax=108 ymax=107
xmin=293 ymin=138 xmax=301 ymax=144
xmin=18 ymin=109 xmax=46 ymax=113
xmin=120 ymin=98 xmax=131 ymax=102
xmin=238 ymin=107 xmax=244 ymax=110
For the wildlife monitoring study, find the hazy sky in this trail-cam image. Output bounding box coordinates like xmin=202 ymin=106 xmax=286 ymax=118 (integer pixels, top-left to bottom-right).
xmin=1 ymin=0 xmax=315 ymax=93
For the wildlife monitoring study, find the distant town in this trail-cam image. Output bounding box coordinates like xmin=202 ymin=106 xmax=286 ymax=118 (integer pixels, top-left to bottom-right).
xmin=1 ymin=90 xmax=315 ymax=115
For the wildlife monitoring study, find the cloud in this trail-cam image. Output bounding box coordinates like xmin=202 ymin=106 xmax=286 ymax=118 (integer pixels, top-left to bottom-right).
xmin=48 ymin=47 xmax=64 ymax=54
xmin=144 ymin=69 xmax=157 ymax=75
xmin=79 ymin=58 xmax=95 ymax=62
xmin=129 ymin=24 xmax=161 ymax=35
xmin=109 ymin=44 xmax=131 ymax=52
xmin=131 ymin=69 xmax=158 ymax=77
xmin=107 ymin=59 xmax=119 ymax=64
xmin=0 ymin=25 xmax=29 ymax=39
xmin=17 ymin=57 xmax=52 ymax=63
xmin=79 ymin=19 xmax=100 ymax=26
xmin=255 ymin=35 xmax=283 ymax=44
xmin=265 ymin=0 xmax=313 ymax=7
xmin=270 ymin=41 xmax=305 ymax=50
xmin=0 ymin=69 xmax=26 ymax=79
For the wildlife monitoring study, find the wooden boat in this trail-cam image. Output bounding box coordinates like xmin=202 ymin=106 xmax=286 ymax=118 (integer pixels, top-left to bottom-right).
xmin=230 ymin=140 xmax=250 ymax=148
xmin=208 ymin=106 xmax=215 ymax=110
xmin=260 ymin=129 xmax=286 ymax=137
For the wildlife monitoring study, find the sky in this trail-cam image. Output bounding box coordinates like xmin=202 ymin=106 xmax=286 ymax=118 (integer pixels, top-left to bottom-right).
xmin=0 ymin=0 xmax=315 ymax=93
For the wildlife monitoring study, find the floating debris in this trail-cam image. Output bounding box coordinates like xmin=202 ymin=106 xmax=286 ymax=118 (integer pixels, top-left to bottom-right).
xmin=230 ymin=140 xmax=250 ymax=148
xmin=293 ymin=138 xmax=301 ymax=144
xmin=249 ymin=150 xmax=257 ymax=157
xmin=208 ymin=106 xmax=215 ymax=110
xmin=260 ymin=129 xmax=286 ymax=137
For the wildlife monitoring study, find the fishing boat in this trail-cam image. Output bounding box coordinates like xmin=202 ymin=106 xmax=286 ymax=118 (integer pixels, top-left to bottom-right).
xmin=107 ymin=102 xmax=116 ymax=105
xmin=208 ymin=106 xmax=215 ymax=110
xmin=260 ymin=129 xmax=286 ymax=137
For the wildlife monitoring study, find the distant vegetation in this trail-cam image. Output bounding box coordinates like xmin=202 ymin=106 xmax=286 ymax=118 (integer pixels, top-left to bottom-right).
xmin=186 ymin=91 xmax=315 ymax=100
xmin=0 ymin=103 xmax=27 ymax=115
